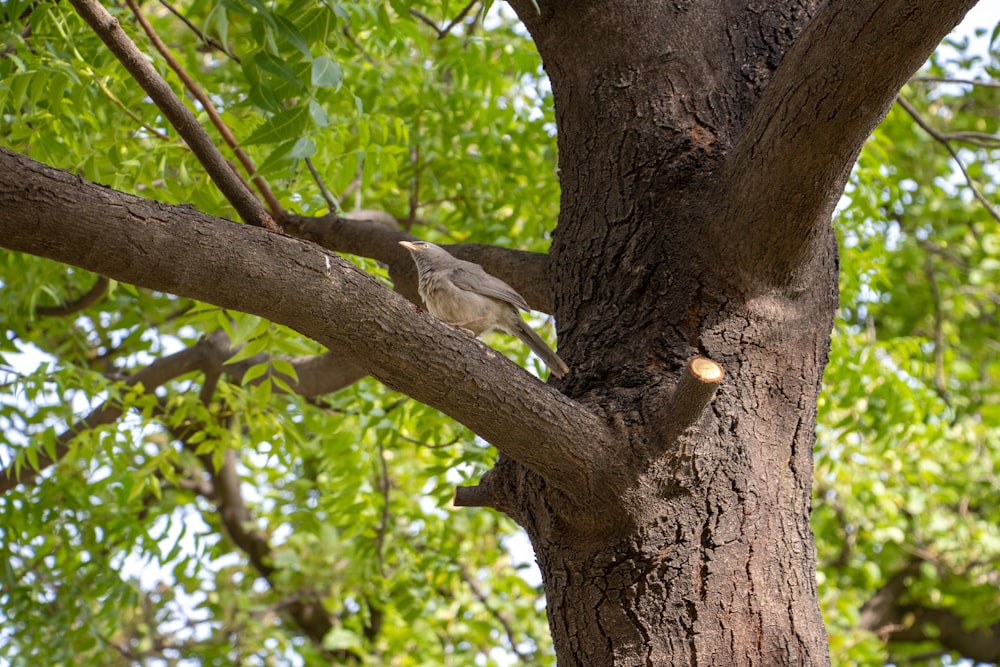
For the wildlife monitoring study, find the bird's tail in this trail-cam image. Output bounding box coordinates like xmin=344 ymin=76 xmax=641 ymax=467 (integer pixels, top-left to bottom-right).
xmin=511 ymin=318 xmax=569 ymax=378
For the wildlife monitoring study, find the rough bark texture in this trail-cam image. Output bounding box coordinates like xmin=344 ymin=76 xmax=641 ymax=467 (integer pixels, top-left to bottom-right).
xmin=488 ymin=1 xmax=977 ymax=664
xmin=0 ymin=0 xmax=981 ymax=665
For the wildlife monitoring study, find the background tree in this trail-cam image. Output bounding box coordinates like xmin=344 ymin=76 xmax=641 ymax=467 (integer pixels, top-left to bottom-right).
xmin=0 ymin=1 xmax=998 ymax=665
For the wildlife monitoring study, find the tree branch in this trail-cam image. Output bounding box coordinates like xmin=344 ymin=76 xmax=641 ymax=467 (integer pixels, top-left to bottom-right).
xmin=177 ymin=438 xmax=344 ymax=658
xmin=0 ymin=331 xmax=227 ymax=494
xmin=910 ymin=76 xmax=1000 ymax=89
xmin=896 ymin=95 xmax=1000 ymax=224
xmin=859 ymin=561 xmax=1000 ymax=663
xmin=35 ymin=274 xmax=109 ymax=317
xmin=67 ymin=0 xmax=277 ymax=230
xmin=282 ymin=212 xmax=554 ymax=313
xmin=124 ymin=0 xmax=283 ymax=218
xmin=0 ymin=148 xmax=618 ymax=506
xmin=646 ymin=356 xmax=724 ymax=454
xmin=158 ymin=0 xmax=238 ymax=62
xmin=0 ymin=327 xmax=364 ymax=494
xmin=721 ymin=0 xmax=979 ymax=288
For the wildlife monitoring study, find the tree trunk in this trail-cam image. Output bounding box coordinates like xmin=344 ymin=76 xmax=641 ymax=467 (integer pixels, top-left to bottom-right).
xmin=472 ymin=1 xmax=976 ymax=664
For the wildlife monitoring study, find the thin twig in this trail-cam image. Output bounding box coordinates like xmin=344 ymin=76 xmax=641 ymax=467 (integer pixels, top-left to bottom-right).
xmin=0 ymin=332 xmax=229 ymax=494
xmin=158 ymin=0 xmax=239 ymax=62
xmin=938 ymin=130 xmax=1000 ymax=148
xmin=35 ymin=275 xmax=109 ymax=317
xmin=123 ymin=0 xmax=284 ymax=220
xmin=408 ymin=8 xmax=441 ymax=35
xmin=896 ymin=95 xmax=1000 ymax=224
xmin=438 ymin=0 xmax=479 ymax=39
xmin=407 ymin=116 xmax=420 ymax=229
xmin=69 ymin=0 xmax=277 ymax=229
xmin=92 ymin=77 xmax=172 ymax=140
xmin=342 ymin=26 xmax=382 ymax=74
xmin=305 ymin=157 xmax=339 ymax=213
xmin=458 ymin=562 xmax=533 ymax=662
xmin=374 ymin=440 xmax=391 ymax=579
xmin=410 ymin=1 xmax=478 ymax=39
xmin=910 ymin=76 xmax=1000 ymax=89
xmin=923 ymin=254 xmax=949 ymax=402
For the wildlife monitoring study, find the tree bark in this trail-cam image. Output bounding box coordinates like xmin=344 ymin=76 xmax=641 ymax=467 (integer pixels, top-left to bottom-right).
xmin=492 ymin=0 xmax=978 ymax=664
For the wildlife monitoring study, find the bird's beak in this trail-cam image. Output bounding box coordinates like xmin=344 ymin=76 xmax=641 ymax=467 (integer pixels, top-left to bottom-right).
xmin=398 ymin=241 xmax=420 ymax=252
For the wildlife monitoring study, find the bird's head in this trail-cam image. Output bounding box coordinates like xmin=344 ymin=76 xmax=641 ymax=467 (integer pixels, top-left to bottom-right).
xmin=399 ymin=240 xmax=437 ymax=254
xmin=398 ymin=240 xmax=453 ymax=263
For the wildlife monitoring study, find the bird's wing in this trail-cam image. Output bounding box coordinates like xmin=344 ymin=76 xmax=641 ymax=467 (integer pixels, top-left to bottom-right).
xmin=448 ymin=263 xmax=531 ymax=311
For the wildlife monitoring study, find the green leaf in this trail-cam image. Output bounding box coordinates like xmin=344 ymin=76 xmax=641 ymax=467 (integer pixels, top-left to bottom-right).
xmin=244 ymin=104 xmax=311 ymax=145
xmin=311 ymin=55 xmax=343 ymax=89
xmin=289 ymin=136 xmax=316 ymax=158
xmin=242 ymin=361 xmax=271 ymax=386
xmin=272 ymin=13 xmax=312 ymax=57
xmin=309 ymin=99 xmax=329 ymax=127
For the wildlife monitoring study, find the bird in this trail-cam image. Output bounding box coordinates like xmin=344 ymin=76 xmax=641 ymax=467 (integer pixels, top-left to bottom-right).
xmin=398 ymin=240 xmax=569 ymax=378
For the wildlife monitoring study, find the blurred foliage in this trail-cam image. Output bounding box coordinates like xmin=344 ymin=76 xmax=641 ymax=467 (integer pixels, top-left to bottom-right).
xmin=0 ymin=0 xmax=998 ymax=665
xmin=818 ymin=21 xmax=1000 ymax=666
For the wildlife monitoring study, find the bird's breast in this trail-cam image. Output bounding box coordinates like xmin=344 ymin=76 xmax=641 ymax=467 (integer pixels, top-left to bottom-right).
xmin=419 ymin=276 xmax=506 ymax=336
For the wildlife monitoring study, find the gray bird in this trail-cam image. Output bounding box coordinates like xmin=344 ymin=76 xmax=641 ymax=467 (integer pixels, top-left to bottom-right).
xmin=399 ymin=240 xmax=569 ymax=378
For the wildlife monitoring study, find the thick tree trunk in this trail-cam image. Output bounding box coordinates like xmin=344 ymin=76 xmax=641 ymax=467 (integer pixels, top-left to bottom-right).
xmin=478 ymin=1 xmax=975 ymax=664
xmin=482 ymin=3 xmax=835 ymax=664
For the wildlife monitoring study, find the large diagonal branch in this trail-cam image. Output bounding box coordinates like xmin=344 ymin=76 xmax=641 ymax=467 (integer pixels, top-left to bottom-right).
xmin=721 ymin=0 xmax=978 ymax=288
xmin=0 ymin=148 xmax=617 ymax=505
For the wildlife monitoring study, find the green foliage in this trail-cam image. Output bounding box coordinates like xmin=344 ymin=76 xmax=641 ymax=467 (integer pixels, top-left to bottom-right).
xmin=1 ymin=1 xmax=554 ymax=663
xmin=818 ymin=24 xmax=1000 ymax=666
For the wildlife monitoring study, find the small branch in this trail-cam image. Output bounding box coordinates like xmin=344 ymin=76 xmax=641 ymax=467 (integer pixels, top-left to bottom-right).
xmin=938 ymin=131 xmax=1000 ymax=149
xmin=647 ymin=356 xmax=724 ymax=452
xmin=187 ymin=447 xmax=344 ymax=659
xmin=0 ymin=328 xmax=366 ymax=494
xmin=160 ymin=385 xmax=346 ymax=659
xmin=459 ymin=562 xmax=533 ymax=662
xmin=860 ymin=559 xmax=1000 ymax=663
xmin=92 ymin=77 xmax=172 ymax=141
xmin=408 ymin=9 xmax=442 ymax=35
xmin=305 ymin=157 xmax=339 ymax=213
xmin=923 ymin=254 xmax=949 ymax=401
xmin=407 ymin=119 xmax=420 ymax=228
xmin=158 ymin=0 xmax=239 ymax=62
xmin=665 ymin=356 xmax=724 ymax=431
xmin=342 ymin=26 xmax=382 ymax=73
xmin=410 ymin=1 xmax=478 ymax=39
xmin=123 ymin=0 xmax=283 ymax=219
xmin=0 ymin=332 xmax=228 ymax=494
xmin=454 ymin=484 xmax=495 ymax=508
xmin=374 ymin=440 xmax=391 ymax=579
xmin=68 ymin=0 xmax=277 ymax=230
xmin=910 ymin=76 xmax=1000 ymax=88
xmin=438 ymin=1 xmax=479 ymax=39
xmin=35 ymin=274 xmax=109 ymax=317
xmin=896 ymin=95 xmax=1000 ymax=224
